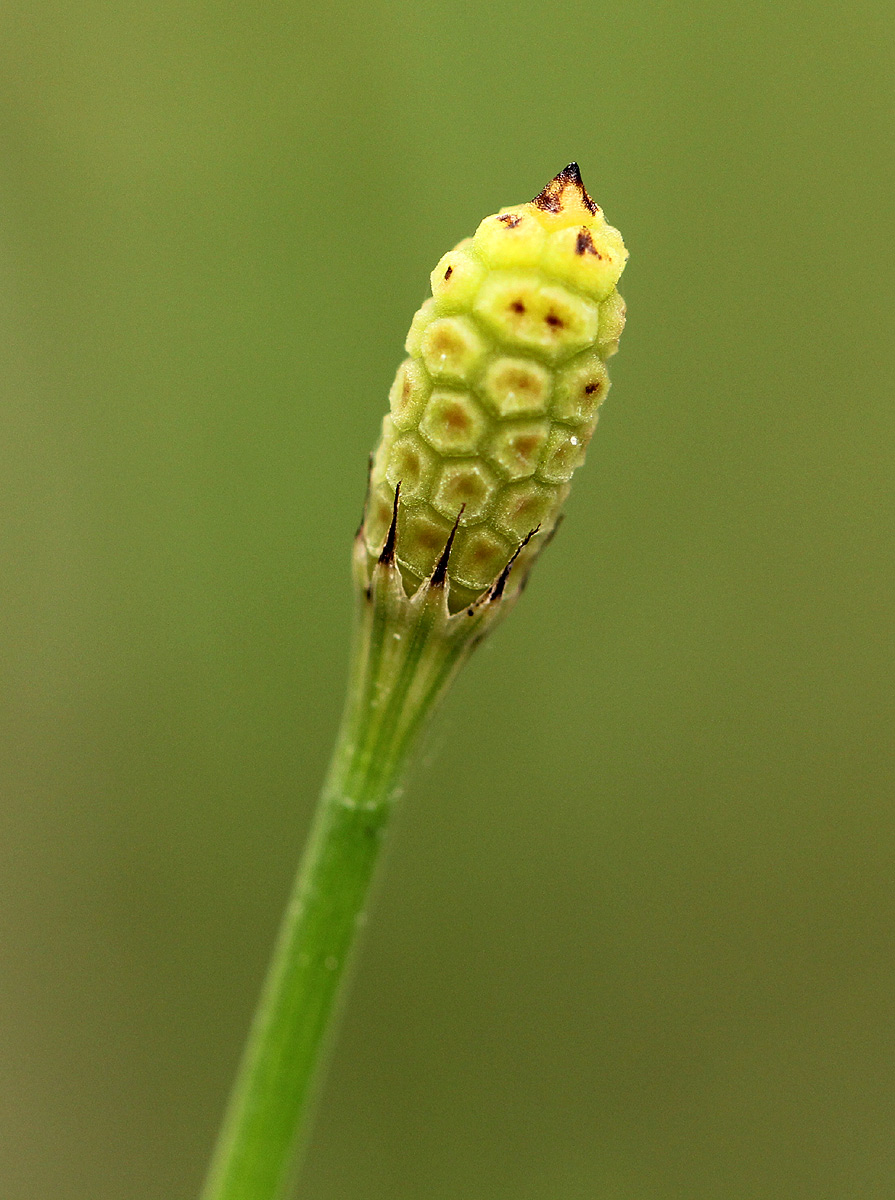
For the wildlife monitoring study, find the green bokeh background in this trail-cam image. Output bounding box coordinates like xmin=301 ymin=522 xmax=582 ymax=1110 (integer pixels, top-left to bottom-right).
xmin=1 ymin=2 xmax=892 ymax=1197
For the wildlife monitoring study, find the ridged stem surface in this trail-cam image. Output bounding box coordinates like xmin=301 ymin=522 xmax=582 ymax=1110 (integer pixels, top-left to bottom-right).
xmin=200 ymin=564 xmax=478 ymax=1200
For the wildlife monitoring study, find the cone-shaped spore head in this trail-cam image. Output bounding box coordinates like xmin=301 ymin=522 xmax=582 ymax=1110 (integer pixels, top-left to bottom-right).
xmin=360 ymin=164 xmax=628 ymax=613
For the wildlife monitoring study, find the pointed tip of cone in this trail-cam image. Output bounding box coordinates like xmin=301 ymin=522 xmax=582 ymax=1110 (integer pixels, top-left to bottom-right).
xmin=532 ymin=162 xmax=598 ymax=216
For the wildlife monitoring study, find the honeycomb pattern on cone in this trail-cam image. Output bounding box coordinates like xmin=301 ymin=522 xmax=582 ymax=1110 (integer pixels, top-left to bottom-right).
xmin=365 ymin=164 xmax=627 ymax=604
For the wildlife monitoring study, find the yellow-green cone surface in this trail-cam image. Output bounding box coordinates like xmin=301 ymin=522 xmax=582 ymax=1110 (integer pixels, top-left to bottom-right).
xmin=364 ymin=164 xmax=628 ymax=608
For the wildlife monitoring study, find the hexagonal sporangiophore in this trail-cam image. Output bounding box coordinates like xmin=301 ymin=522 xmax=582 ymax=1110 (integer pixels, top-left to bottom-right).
xmin=404 ymin=298 xmax=437 ymax=357
xmin=541 ymin=222 xmax=627 ymax=302
xmin=385 ymin=431 xmax=437 ymax=500
xmin=486 ymin=419 xmax=550 ymax=480
xmin=419 ymin=316 xmax=486 ymax=384
xmin=388 ymin=358 xmax=431 ymax=431
xmin=597 ymin=289 xmax=627 ymax=359
xmin=431 ymin=459 xmax=497 ymax=526
xmin=448 ymin=526 xmax=513 ymax=592
xmin=419 ymin=389 xmax=489 ymax=456
xmin=493 ymin=479 xmax=562 ymax=542
xmin=481 ymin=356 xmax=551 ymax=417
xmin=473 ymin=272 xmax=599 ymax=360
xmin=472 ymin=206 xmax=546 ymax=270
xmin=371 ymin=414 xmax=396 ymax=477
xmin=396 ymin=504 xmax=454 ymax=581
xmin=537 ymin=424 xmax=592 ymax=485
xmin=430 ymin=243 xmax=485 ymax=311
xmin=363 ymin=482 xmax=397 ymax=557
xmin=552 ymin=351 xmax=610 ymax=424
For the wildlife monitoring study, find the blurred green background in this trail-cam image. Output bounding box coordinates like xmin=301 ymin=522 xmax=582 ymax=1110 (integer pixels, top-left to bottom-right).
xmin=1 ymin=1 xmax=893 ymax=1197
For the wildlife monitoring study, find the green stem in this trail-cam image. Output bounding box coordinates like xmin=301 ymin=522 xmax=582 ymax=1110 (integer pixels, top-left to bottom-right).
xmin=199 ymin=563 xmax=478 ymax=1200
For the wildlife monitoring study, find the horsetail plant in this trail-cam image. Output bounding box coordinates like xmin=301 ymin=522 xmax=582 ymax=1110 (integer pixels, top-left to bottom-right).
xmin=201 ymin=163 xmax=628 ymax=1200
